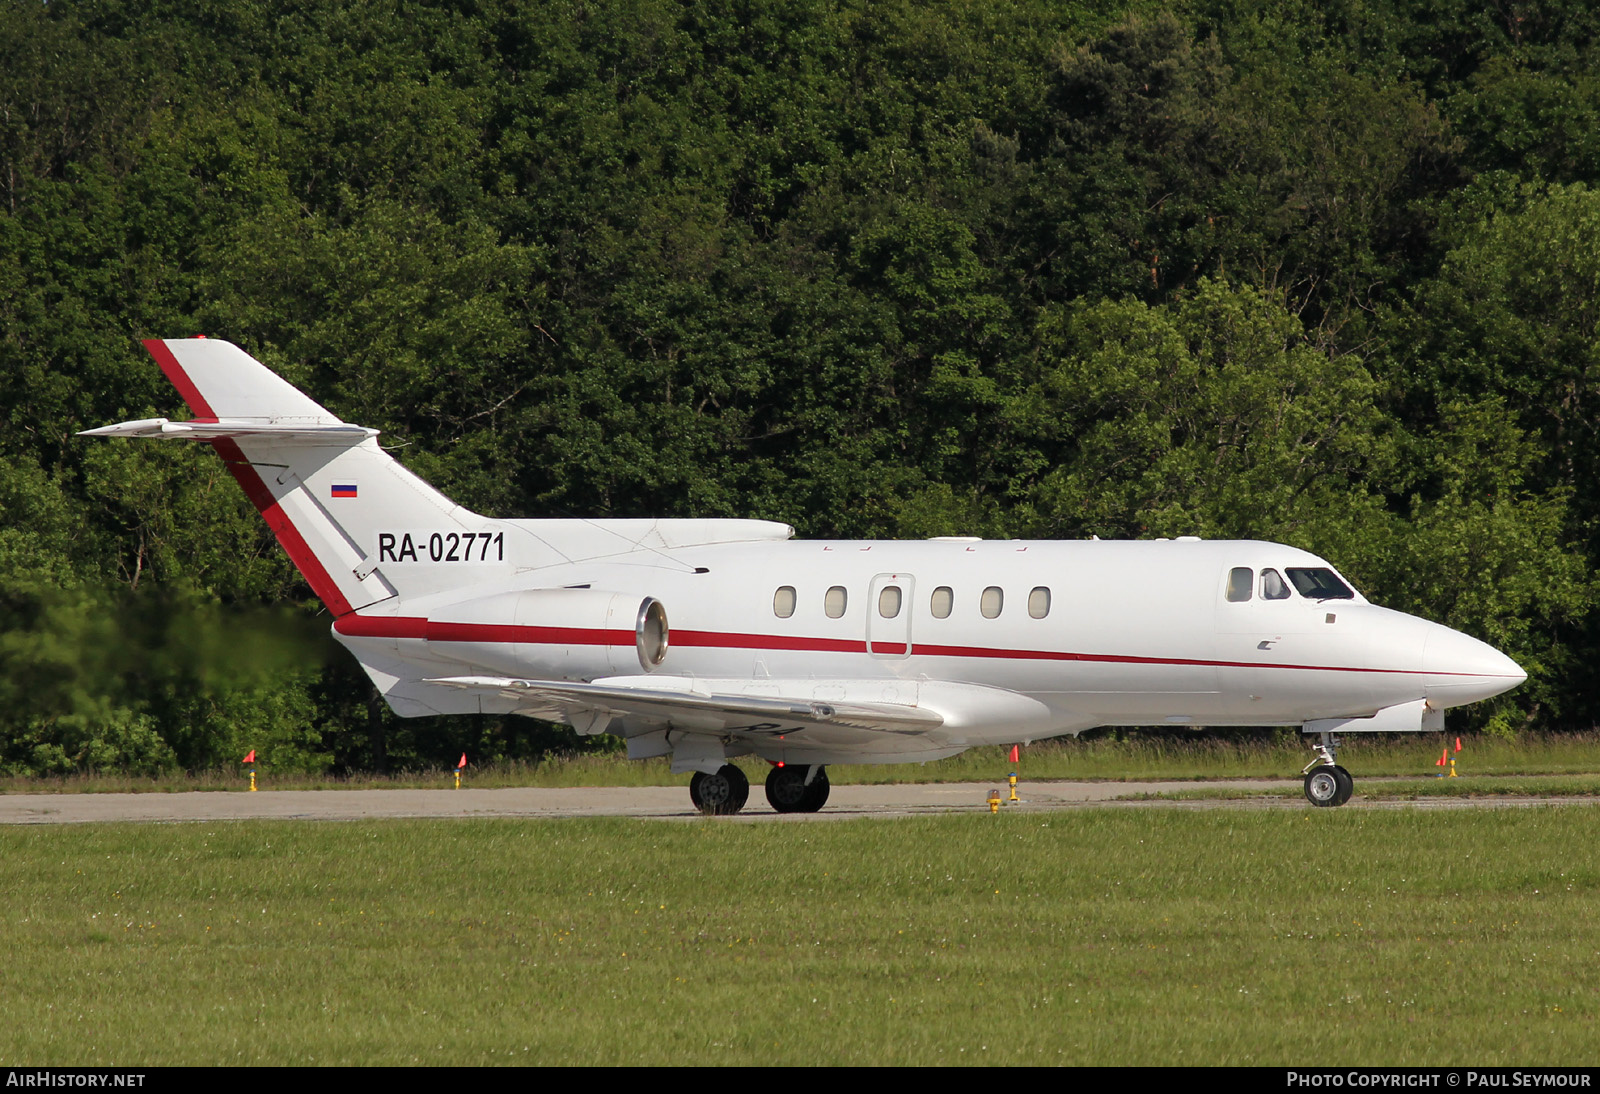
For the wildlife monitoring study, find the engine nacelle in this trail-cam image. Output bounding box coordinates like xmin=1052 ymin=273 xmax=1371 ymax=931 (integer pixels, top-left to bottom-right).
xmin=423 ymin=588 xmax=668 ymax=680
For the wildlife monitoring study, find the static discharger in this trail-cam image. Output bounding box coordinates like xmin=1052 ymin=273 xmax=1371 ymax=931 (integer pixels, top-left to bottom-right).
xmin=1008 ymin=772 xmax=1019 ymax=803
xmin=243 ymin=749 xmax=257 ymax=792
xmin=455 ymin=752 xmax=468 ymax=789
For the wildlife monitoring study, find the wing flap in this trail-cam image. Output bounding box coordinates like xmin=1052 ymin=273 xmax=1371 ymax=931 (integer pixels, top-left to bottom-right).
xmin=426 ymin=675 xmax=944 ymax=735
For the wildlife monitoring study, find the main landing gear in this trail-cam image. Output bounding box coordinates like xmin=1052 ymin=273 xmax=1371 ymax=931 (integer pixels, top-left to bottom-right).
xmin=1302 ymin=732 xmax=1354 ymax=807
xmin=765 ymin=764 xmax=830 ymax=814
xmin=684 ymin=764 xmax=832 ymax=815
xmin=689 ymin=765 xmax=749 ymax=815
xmin=687 ymin=763 xmax=831 ymax=815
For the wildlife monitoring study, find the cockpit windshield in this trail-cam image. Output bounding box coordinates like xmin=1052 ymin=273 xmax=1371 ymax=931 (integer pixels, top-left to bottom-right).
xmin=1286 ymin=567 xmax=1355 ymax=600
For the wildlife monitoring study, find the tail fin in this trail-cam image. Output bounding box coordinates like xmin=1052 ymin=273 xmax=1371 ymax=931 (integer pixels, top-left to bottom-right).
xmin=82 ymin=338 xmax=510 ymax=614
xmin=143 ymin=337 xmax=341 ymax=424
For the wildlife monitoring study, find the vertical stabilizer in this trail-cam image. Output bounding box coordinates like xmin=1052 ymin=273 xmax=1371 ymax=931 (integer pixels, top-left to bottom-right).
xmin=143 ymin=338 xmax=340 ymax=424
xmin=84 ymin=338 xmax=521 ymax=613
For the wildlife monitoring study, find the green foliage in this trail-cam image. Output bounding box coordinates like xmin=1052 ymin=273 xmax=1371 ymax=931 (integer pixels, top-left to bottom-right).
xmin=1418 ymin=183 xmax=1600 ymax=491
xmin=1021 ymin=280 xmax=1392 ymax=542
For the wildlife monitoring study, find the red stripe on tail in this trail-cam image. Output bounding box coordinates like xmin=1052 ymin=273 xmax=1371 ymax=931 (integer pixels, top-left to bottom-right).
xmin=143 ymin=341 xmax=355 ymax=618
xmin=211 ymin=438 xmax=354 ymax=617
xmin=143 ymin=338 xmax=215 ymax=418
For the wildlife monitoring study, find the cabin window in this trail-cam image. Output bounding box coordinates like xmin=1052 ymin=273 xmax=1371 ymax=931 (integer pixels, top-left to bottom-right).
xmin=981 ymin=586 xmax=1004 ymax=619
xmin=878 ymin=585 xmax=903 ymax=619
xmin=1261 ymin=568 xmax=1291 ymax=600
xmin=1287 ymin=568 xmax=1355 ymax=600
xmin=773 ymin=586 xmax=796 ymax=618
xmin=1226 ymin=567 xmax=1253 ymax=602
xmin=1028 ymin=587 xmax=1051 ymax=619
xmin=930 ymin=586 xmax=953 ymax=619
xmin=824 ymin=586 xmax=848 ymax=618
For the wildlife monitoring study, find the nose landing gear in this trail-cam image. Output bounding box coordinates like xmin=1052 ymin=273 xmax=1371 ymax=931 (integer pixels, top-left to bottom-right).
xmin=1303 ymin=732 xmax=1353 ymax=807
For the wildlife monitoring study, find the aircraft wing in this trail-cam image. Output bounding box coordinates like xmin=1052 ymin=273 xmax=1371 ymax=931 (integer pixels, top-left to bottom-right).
xmin=425 ymin=675 xmax=944 ymax=736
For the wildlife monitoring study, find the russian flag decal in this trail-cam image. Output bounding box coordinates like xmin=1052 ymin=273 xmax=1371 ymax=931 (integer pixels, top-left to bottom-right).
xmin=331 ymin=483 xmax=358 ymax=498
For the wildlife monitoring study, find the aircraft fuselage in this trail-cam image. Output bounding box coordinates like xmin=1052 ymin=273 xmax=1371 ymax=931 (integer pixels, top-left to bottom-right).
xmin=333 ymin=532 xmax=1523 ymax=763
xmin=86 ymin=337 xmax=1529 ymax=810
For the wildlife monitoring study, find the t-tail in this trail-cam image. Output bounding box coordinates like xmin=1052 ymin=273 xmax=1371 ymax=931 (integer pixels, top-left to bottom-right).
xmin=84 ymin=337 xmax=795 ymax=719
xmin=80 ymin=338 xmax=514 ymax=614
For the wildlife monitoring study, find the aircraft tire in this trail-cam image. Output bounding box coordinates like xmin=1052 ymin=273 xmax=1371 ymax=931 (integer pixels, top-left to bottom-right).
xmin=690 ymin=765 xmax=749 ymax=815
xmin=799 ymin=768 xmax=830 ymax=812
xmin=765 ymin=766 xmax=830 ymax=813
xmin=1304 ymin=766 xmax=1346 ymax=808
xmin=1330 ymin=765 xmax=1354 ymax=806
xmin=765 ymin=765 xmax=811 ymax=813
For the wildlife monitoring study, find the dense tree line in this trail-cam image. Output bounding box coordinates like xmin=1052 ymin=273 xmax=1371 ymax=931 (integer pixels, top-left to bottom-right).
xmin=2 ymin=0 xmax=1597 ymax=774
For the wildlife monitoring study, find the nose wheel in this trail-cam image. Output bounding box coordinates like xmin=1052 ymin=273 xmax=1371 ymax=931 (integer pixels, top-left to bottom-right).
xmin=1302 ymin=732 xmax=1354 ymax=807
xmin=1304 ymin=764 xmax=1353 ymax=806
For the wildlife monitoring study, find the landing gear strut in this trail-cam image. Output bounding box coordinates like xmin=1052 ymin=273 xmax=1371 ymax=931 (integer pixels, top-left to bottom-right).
xmin=1302 ymin=732 xmax=1353 ymax=807
xmin=689 ymin=765 xmax=750 ymax=815
xmin=765 ymin=765 xmax=830 ymax=813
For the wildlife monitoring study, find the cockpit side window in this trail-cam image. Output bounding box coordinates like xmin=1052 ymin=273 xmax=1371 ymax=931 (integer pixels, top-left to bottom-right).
xmin=1261 ymin=569 xmax=1291 ymax=600
xmin=1226 ymin=567 xmax=1253 ymax=602
xmin=1287 ymin=567 xmax=1355 ymax=600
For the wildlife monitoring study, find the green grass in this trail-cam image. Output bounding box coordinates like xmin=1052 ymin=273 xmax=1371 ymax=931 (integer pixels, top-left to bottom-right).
xmin=1120 ymin=773 xmax=1600 ymax=802
xmin=6 ymin=731 xmax=1600 ymax=794
xmin=828 ymin=732 xmax=1591 ymax=783
xmin=2 ymin=810 xmax=1598 ymax=1065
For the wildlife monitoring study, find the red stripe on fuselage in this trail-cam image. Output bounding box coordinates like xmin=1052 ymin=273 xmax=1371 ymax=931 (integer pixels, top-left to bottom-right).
xmin=913 ymin=641 xmax=1415 ymax=675
xmin=335 ymin=615 xmax=428 ymax=638
xmin=427 ymin=621 xmax=634 ymax=646
xmin=671 ymin=628 xmax=864 ymax=654
xmin=330 ymin=616 xmax=1506 ymax=678
xmin=330 ymin=616 xmax=632 ymax=646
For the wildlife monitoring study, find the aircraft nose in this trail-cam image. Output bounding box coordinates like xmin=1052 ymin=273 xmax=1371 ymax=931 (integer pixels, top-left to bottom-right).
xmin=1422 ymin=624 xmax=1527 ymax=708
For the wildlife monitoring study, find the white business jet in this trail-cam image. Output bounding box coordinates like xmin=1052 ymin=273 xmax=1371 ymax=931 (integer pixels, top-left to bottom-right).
xmin=83 ymin=339 xmax=1527 ymax=812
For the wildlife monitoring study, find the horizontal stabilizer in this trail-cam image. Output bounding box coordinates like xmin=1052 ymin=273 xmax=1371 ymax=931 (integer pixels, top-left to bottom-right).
xmin=426 ymin=675 xmax=945 ymax=735
xmin=78 ymin=418 xmax=378 ymax=443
